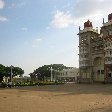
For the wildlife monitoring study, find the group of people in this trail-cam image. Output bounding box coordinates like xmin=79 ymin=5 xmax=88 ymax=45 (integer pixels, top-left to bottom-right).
xmin=0 ymin=81 xmax=12 ymax=88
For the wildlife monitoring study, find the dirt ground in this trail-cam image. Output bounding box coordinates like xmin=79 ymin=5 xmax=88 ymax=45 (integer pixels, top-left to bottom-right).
xmin=0 ymin=83 xmax=112 ymax=112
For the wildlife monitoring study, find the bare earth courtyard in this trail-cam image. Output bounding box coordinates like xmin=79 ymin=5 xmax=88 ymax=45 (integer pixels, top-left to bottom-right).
xmin=0 ymin=84 xmax=112 ymax=112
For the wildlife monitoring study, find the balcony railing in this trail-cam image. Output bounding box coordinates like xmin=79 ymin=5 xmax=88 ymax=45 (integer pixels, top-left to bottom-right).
xmin=79 ymin=27 xmax=98 ymax=34
xmin=79 ymin=58 xmax=89 ymax=61
xmin=105 ymin=61 xmax=112 ymax=64
xmin=104 ymin=46 xmax=112 ymax=50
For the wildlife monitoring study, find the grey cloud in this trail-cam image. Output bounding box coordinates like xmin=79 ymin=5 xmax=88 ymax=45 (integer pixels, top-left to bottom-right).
xmin=72 ymin=0 xmax=112 ymax=19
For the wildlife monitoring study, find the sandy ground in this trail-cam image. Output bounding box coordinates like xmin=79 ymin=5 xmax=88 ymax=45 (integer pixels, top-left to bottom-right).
xmin=0 ymin=84 xmax=112 ymax=112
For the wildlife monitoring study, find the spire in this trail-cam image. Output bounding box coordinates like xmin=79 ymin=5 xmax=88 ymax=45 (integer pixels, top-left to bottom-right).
xmin=103 ymin=18 xmax=104 ymax=24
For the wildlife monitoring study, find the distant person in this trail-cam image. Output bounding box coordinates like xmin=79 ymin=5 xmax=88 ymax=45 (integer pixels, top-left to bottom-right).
xmin=8 ymin=81 xmax=12 ymax=88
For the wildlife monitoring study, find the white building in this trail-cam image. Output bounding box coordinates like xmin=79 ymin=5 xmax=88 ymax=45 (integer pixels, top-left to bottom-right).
xmin=57 ymin=68 xmax=79 ymax=82
xmin=13 ymin=76 xmax=31 ymax=83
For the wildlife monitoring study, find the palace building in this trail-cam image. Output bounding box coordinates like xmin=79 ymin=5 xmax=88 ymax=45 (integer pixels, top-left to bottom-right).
xmin=78 ymin=13 xmax=112 ymax=83
xmin=57 ymin=68 xmax=79 ymax=82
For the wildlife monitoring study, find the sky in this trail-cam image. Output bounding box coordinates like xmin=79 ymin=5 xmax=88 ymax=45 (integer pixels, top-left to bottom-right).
xmin=0 ymin=0 xmax=112 ymax=76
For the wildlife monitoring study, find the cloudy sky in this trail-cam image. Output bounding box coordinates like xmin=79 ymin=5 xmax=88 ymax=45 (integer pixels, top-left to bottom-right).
xmin=0 ymin=0 xmax=112 ymax=75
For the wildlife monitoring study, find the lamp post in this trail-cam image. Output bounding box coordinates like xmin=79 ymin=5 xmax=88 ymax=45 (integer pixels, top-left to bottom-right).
xmin=50 ymin=67 xmax=53 ymax=81
xmin=53 ymin=68 xmax=59 ymax=81
xmin=48 ymin=66 xmax=59 ymax=82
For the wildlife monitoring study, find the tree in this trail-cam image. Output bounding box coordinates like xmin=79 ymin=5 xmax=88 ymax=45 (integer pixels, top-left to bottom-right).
xmin=13 ymin=67 xmax=24 ymax=77
xmin=0 ymin=64 xmax=6 ymax=82
xmin=0 ymin=64 xmax=24 ymax=82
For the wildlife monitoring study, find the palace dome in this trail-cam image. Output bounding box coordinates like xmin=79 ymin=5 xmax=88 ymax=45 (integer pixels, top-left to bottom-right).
xmin=84 ymin=20 xmax=93 ymax=28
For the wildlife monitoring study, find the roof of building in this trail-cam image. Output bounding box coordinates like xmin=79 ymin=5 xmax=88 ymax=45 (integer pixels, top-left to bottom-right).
xmin=77 ymin=20 xmax=99 ymax=35
xmin=84 ymin=20 xmax=93 ymax=28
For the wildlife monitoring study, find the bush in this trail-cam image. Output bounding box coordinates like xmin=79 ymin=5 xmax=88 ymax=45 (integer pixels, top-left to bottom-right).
xmin=1 ymin=82 xmax=7 ymax=88
xmin=11 ymin=81 xmax=65 ymax=87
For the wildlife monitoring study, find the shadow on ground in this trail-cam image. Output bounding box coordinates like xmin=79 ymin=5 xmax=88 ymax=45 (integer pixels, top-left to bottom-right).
xmin=4 ymin=83 xmax=112 ymax=96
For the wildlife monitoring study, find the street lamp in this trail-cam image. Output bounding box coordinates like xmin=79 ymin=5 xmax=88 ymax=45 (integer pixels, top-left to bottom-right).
xmin=53 ymin=68 xmax=59 ymax=81
xmin=47 ymin=66 xmax=53 ymax=81
xmin=48 ymin=66 xmax=59 ymax=82
xmin=50 ymin=67 xmax=53 ymax=81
